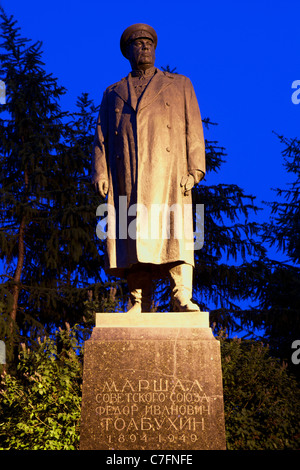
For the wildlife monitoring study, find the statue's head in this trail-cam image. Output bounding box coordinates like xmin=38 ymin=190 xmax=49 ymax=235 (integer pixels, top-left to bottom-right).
xmin=120 ymin=23 xmax=157 ymax=70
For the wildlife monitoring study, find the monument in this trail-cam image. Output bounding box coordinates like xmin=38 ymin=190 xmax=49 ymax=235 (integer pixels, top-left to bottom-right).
xmin=79 ymin=23 xmax=226 ymax=450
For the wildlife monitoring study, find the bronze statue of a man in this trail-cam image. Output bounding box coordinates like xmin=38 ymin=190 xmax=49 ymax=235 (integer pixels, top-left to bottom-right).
xmin=92 ymin=23 xmax=206 ymax=313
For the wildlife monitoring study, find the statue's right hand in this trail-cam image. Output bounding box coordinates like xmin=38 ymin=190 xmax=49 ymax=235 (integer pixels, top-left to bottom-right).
xmin=93 ymin=179 xmax=109 ymax=198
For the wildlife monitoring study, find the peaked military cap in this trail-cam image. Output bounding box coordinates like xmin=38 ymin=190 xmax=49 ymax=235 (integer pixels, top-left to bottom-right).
xmin=120 ymin=23 xmax=157 ymax=58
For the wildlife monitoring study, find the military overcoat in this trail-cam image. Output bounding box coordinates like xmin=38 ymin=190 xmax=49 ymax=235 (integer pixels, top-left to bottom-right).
xmin=92 ymin=68 xmax=206 ymax=277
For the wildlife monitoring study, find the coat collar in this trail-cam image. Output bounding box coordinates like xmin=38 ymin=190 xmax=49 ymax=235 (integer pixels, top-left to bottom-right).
xmin=112 ymin=68 xmax=174 ymax=111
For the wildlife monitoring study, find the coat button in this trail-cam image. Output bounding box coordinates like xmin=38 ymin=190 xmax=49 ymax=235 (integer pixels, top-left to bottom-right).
xmin=116 ymin=155 xmax=120 ymax=159
xmin=115 ymin=108 xmax=120 ymax=113
xmin=165 ymin=101 xmax=170 ymax=106
xmin=166 ymin=147 xmax=170 ymax=152
xmin=115 ymin=130 xmax=118 ymax=135
xmin=167 ymin=124 xmax=171 ymax=129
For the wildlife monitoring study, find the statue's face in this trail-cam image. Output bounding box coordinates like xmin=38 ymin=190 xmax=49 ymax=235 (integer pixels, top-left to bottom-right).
xmin=127 ymin=38 xmax=155 ymax=69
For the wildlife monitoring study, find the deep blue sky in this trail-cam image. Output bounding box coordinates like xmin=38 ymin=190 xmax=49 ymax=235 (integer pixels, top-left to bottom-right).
xmin=1 ymin=0 xmax=300 ymax=262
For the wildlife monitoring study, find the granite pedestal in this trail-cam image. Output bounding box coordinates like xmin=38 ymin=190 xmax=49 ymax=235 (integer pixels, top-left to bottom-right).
xmin=79 ymin=312 xmax=226 ymax=450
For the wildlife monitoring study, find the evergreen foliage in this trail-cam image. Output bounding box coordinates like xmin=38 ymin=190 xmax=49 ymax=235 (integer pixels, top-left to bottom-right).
xmin=243 ymin=134 xmax=300 ymax=376
xmin=0 ymin=9 xmax=120 ymax=362
xmin=220 ymin=331 xmax=300 ymax=450
xmin=161 ymin=66 xmax=265 ymax=332
xmin=193 ymin=121 xmax=265 ymax=331
xmin=263 ymin=134 xmax=300 ymax=265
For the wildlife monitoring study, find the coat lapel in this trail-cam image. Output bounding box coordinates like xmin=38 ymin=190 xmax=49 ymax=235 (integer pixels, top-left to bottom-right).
xmin=137 ymin=69 xmax=174 ymax=111
xmin=113 ymin=76 xmax=138 ymax=111
xmin=113 ymin=68 xmax=173 ymax=112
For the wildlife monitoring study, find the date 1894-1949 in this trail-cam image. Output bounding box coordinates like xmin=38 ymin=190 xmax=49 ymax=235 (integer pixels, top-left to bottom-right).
xmin=106 ymin=432 xmax=199 ymax=444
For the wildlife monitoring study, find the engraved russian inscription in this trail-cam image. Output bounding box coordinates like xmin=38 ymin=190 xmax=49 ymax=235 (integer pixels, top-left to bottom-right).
xmin=93 ymin=376 xmax=212 ymax=446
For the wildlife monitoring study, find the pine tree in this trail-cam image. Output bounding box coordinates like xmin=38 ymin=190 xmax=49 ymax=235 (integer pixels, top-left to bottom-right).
xmin=251 ymin=133 xmax=300 ymax=375
xmin=0 ymin=8 xmax=70 ymax=353
xmin=192 ymin=118 xmax=265 ymax=332
xmin=263 ymin=134 xmax=300 ymax=264
xmin=159 ymin=67 xmax=265 ymax=332
xmin=0 ymin=9 xmax=114 ymax=362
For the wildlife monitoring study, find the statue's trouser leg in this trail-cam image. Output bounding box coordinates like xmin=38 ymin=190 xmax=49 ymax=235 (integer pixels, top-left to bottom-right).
xmin=126 ymin=267 xmax=152 ymax=313
xmin=168 ymin=262 xmax=200 ymax=312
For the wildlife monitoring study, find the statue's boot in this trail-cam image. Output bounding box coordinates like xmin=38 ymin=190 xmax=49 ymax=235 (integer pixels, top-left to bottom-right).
xmin=168 ymin=263 xmax=200 ymax=312
xmin=126 ymin=270 xmax=152 ymax=313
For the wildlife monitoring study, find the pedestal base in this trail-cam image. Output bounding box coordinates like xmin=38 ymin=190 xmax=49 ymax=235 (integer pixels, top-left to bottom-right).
xmin=79 ymin=312 xmax=226 ymax=450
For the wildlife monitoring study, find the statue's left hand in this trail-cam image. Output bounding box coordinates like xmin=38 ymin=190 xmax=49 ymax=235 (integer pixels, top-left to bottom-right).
xmin=180 ymin=170 xmax=204 ymax=196
xmin=180 ymin=174 xmax=195 ymax=195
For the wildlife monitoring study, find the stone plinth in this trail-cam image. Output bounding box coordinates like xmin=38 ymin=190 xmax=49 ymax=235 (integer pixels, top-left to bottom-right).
xmin=79 ymin=312 xmax=226 ymax=450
